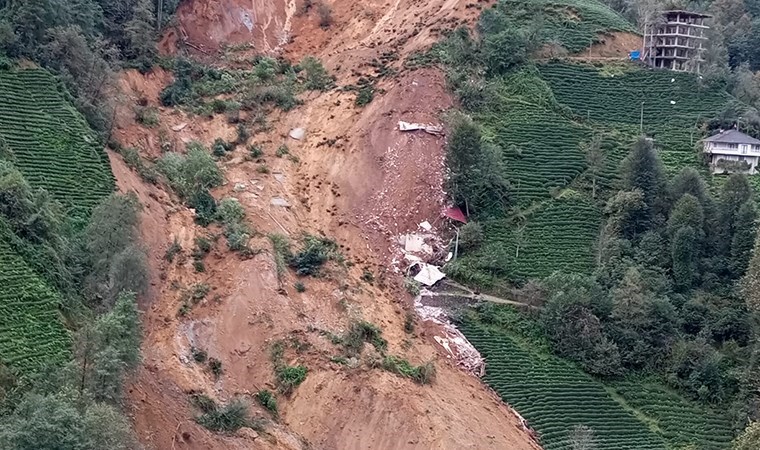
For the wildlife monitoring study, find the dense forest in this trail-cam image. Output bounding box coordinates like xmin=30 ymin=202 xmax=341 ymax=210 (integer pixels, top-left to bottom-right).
xmin=0 ymin=0 xmax=172 ymax=447
xmin=0 ymin=0 xmax=178 ymax=135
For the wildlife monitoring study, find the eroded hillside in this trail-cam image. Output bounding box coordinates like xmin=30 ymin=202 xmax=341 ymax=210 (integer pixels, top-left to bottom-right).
xmin=112 ymin=0 xmax=541 ymax=448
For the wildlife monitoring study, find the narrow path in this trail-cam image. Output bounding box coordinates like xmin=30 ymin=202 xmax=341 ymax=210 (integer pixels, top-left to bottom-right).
xmin=430 ymin=280 xmax=542 ymax=309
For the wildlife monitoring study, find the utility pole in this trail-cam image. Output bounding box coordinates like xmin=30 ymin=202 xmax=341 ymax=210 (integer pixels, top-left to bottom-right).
xmin=157 ymin=0 xmax=164 ymax=30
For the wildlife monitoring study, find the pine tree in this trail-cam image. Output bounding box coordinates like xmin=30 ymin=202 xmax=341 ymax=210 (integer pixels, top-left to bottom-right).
xmin=667 ymin=194 xmax=705 ymax=240
xmin=672 ymin=226 xmax=699 ymax=290
xmin=718 ymin=174 xmax=752 ymax=254
xmin=124 ymin=0 xmax=157 ymax=68
xmin=620 ymin=137 xmax=666 ymax=235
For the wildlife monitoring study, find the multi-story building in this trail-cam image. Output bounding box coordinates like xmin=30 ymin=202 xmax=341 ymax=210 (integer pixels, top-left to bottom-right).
xmin=643 ymin=10 xmax=710 ymax=73
xmin=702 ymin=129 xmax=760 ymax=174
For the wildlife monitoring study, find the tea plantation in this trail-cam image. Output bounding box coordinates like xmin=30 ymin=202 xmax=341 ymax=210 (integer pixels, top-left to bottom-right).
xmin=0 ymin=67 xmax=113 ymax=375
xmin=0 ymin=68 xmax=114 ymax=220
xmin=461 ymin=315 xmax=736 ymax=449
xmin=610 ymin=381 xmax=734 ymax=450
xmin=461 ymin=319 xmax=667 ymax=450
xmin=460 ymin=62 xmax=733 ymax=283
xmin=492 ymin=0 xmax=636 ymax=52
xmin=0 ymin=220 xmax=70 ymax=374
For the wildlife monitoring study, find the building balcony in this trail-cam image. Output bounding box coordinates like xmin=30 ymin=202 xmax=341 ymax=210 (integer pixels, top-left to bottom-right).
xmin=664 ymin=20 xmax=709 ymax=28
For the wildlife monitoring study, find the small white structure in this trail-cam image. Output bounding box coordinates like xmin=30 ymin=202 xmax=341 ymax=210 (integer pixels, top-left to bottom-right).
xmin=703 ymin=130 xmax=760 ymax=174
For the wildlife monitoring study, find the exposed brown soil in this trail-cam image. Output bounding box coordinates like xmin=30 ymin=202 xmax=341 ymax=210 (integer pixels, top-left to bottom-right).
xmin=582 ymin=31 xmax=642 ymax=58
xmin=112 ymin=0 xmax=542 ymax=449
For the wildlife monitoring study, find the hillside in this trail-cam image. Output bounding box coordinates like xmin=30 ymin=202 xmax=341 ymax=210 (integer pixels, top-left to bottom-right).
xmin=2 ymin=0 xmax=759 ymax=448
xmin=458 ymin=62 xmax=733 ymax=282
xmin=0 ymin=68 xmax=114 ymax=220
xmin=0 ymin=66 xmax=115 ymax=378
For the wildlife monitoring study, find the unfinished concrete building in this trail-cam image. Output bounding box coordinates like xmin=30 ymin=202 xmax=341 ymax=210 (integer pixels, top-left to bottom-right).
xmin=643 ymin=10 xmax=710 ymax=73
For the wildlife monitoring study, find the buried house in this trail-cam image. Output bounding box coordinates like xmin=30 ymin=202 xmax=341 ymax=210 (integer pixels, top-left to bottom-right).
xmin=702 ymin=129 xmax=760 ymax=174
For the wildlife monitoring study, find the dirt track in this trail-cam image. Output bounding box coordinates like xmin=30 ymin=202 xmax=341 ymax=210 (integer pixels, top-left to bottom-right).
xmin=112 ymin=0 xmax=542 ymax=449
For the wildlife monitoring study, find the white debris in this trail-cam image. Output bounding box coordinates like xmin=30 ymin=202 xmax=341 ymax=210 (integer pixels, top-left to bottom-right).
xmin=172 ymin=123 xmax=188 ymax=132
xmin=233 ymin=183 xmax=247 ymax=192
xmin=670 ymin=100 xmax=677 ymax=105
xmin=404 ymin=233 xmax=434 ymax=254
xmin=413 ymin=263 xmax=446 ymax=286
xmin=273 ymin=173 xmax=286 ymax=183
xmin=289 ymin=128 xmax=306 ymax=140
xmin=415 ymin=292 xmax=484 ymax=375
xmin=270 ymin=197 xmax=291 ymax=207
xmin=398 ymin=121 xmax=444 ymax=136
xmin=419 ymin=220 xmax=432 ymax=231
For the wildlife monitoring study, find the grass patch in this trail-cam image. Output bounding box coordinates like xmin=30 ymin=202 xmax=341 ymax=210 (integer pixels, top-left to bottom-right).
xmin=195 ymin=397 xmax=250 ymax=433
xmin=342 ymin=321 xmax=388 ymax=355
xmin=381 ymin=355 xmax=436 ymax=385
xmin=255 ymin=389 xmax=278 ymax=416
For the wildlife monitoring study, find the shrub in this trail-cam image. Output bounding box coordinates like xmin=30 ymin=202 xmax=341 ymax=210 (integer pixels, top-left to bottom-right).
xmin=164 ymin=238 xmax=182 ymax=262
xmin=256 ymin=164 xmax=270 ymax=174
xmin=289 ymin=235 xmax=339 ymax=276
xmin=217 ymin=198 xmax=245 ymax=225
xmin=192 ymin=347 xmax=208 ymax=363
xmin=404 ymin=278 xmax=421 ymax=296
xmin=225 ymin=222 xmax=252 ymax=252
xmin=208 ymin=358 xmax=223 ymax=379
xmin=299 ymin=56 xmax=333 ymax=91
xmin=343 ymin=321 xmax=387 ymax=354
xmin=212 ymin=138 xmax=233 ymax=157
xmin=157 ymin=143 xmax=223 ymax=199
xmin=276 ymin=365 xmax=308 ymax=394
xmin=255 ymin=390 xmax=278 ymax=415
xmin=196 ymin=398 xmax=249 ymax=432
xmin=404 ymin=312 xmax=415 ymax=333
xmin=382 ymin=356 xmax=435 ymax=384
xmin=355 ymin=84 xmax=374 ymax=106
xmin=248 ymin=145 xmax=264 ymax=158
xmin=317 ymin=2 xmax=333 ymax=28
xmin=191 ymin=283 xmax=211 ymax=301
xmin=193 ymin=260 xmax=206 ymax=272
xmin=194 ymin=236 xmax=213 ymax=256
xmin=294 ymin=281 xmax=306 ymax=292
xmin=135 ymin=106 xmax=159 ymax=126
xmin=360 ymin=269 xmax=374 ymax=284
xmin=458 ymin=221 xmax=484 ymax=251
xmin=235 ymin=124 xmax=249 ymax=145
xmin=188 ymin=189 xmax=218 ymax=226
xmin=276 ymin=145 xmax=289 ymax=157
xmin=269 ymin=234 xmax=292 ymax=279
xmin=190 ymin=392 xmax=217 ymax=413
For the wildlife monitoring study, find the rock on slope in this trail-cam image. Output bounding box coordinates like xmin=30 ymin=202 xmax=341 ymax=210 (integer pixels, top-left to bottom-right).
xmin=115 ymin=0 xmax=542 ymax=449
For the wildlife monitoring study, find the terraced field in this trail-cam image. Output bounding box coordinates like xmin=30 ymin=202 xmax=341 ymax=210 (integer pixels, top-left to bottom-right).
xmin=492 ymin=0 xmax=636 ymax=52
xmin=0 ymin=220 xmax=70 ymax=374
xmin=460 ymin=196 xmax=601 ymax=281
xmin=538 ymin=62 xmax=733 ymax=174
xmin=611 ymin=381 xmax=734 ymax=450
xmin=0 ymin=68 xmax=113 ymax=219
xmin=461 ymin=320 xmax=666 ymax=450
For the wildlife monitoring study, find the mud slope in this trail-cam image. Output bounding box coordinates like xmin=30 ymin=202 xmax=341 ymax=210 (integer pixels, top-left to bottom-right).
xmin=116 ymin=0 xmax=541 ymax=449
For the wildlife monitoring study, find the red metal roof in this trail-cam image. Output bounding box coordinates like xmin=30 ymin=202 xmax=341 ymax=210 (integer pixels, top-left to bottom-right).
xmin=443 ymin=206 xmax=467 ymax=224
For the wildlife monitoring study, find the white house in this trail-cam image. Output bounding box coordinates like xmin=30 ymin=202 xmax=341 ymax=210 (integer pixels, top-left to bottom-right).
xmin=702 ymin=129 xmax=760 ymax=174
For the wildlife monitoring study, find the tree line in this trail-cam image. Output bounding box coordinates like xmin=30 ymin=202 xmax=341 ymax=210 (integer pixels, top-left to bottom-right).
xmin=0 ymin=0 xmax=178 ymax=135
xmin=0 ymin=162 xmax=147 ymax=448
